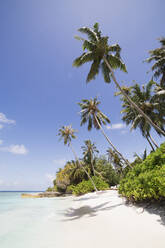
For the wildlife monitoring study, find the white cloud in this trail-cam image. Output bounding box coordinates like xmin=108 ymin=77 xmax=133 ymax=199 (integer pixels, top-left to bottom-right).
xmin=53 ymin=158 xmax=66 ymax=166
xmin=0 ymin=145 xmax=28 ymax=155
xmin=0 ymin=140 xmax=3 ymax=145
xmin=107 ymin=123 xmax=126 ymax=130
xmin=0 ymin=113 xmax=15 ymax=124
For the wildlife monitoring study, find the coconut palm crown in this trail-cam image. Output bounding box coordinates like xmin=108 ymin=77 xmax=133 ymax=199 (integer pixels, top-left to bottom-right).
xmin=120 ymin=81 xmax=165 ymax=137
xmin=58 ymin=125 xmax=77 ymax=145
xmin=78 ymin=97 xmax=110 ymax=130
xmin=146 ymin=37 xmax=165 ymax=87
xmin=73 ymin=23 xmax=127 ymax=83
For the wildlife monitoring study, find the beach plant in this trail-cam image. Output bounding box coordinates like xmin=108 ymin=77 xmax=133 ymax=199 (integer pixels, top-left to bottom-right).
xmin=58 ymin=125 xmax=98 ymax=191
xmin=73 ymin=23 xmax=165 ymax=136
xmin=72 ymin=176 xmax=109 ymax=196
xmin=119 ymin=143 xmax=165 ymax=202
xmin=78 ymin=97 xmax=132 ymax=168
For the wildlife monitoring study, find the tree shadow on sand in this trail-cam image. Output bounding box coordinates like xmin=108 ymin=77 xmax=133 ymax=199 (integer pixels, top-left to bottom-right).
xmin=143 ymin=202 xmax=165 ymax=226
xmin=61 ymin=201 xmax=123 ymax=221
xmin=126 ymin=201 xmax=165 ymax=226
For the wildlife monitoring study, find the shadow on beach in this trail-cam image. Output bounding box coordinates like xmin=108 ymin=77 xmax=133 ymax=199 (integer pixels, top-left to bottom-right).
xmin=143 ymin=202 xmax=165 ymax=226
xmin=61 ymin=201 xmax=123 ymax=221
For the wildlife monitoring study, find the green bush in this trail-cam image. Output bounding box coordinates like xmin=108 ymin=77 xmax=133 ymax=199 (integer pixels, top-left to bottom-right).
xmin=66 ymin=185 xmax=76 ymax=194
xmin=119 ymin=143 xmax=165 ymax=202
xmin=72 ymin=176 xmax=109 ymax=196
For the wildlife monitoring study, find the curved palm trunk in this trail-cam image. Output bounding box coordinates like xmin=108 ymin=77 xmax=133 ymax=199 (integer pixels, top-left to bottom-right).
xmin=91 ymin=156 xmax=96 ymax=177
xmin=103 ymin=57 xmax=165 ymax=137
xmin=146 ymin=135 xmax=155 ymax=151
xmin=94 ymin=116 xmax=132 ymax=168
xmin=69 ymin=143 xmax=98 ymax=192
xmin=148 ymin=133 xmax=159 ymax=148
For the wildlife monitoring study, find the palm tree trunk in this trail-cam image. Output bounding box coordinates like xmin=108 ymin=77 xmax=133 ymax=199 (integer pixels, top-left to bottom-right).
xmin=69 ymin=143 xmax=98 ymax=191
xmin=103 ymin=57 xmax=165 ymax=137
xmin=94 ymin=116 xmax=133 ymax=168
xmin=91 ymin=157 xmax=96 ymax=177
xmin=146 ymin=135 xmax=155 ymax=151
xmin=148 ymin=133 xmax=159 ymax=148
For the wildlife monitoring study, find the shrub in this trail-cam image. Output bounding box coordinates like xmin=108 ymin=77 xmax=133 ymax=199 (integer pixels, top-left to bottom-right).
xmin=72 ymin=176 xmax=109 ymax=196
xmin=66 ymin=185 xmax=76 ymax=194
xmin=119 ymin=143 xmax=165 ymax=202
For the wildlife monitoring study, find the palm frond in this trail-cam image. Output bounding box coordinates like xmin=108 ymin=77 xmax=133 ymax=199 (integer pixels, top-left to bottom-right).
xmin=101 ymin=61 xmax=111 ymax=83
xmin=73 ymin=52 xmax=94 ymax=67
xmin=86 ymin=59 xmax=100 ymax=82
xmin=78 ymin=27 xmax=98 ymax=42
xmin=107 ymin=55 xmax=127 ymax=72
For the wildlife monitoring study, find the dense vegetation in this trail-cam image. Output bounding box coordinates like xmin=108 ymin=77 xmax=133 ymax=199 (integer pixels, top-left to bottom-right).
xmin=119 ymin=143 xmax=165 ymax=202
xmin=48 ymin=24 xmax=164 ymax=201
xmin=48 ymin=155 xmax=121 ymax=195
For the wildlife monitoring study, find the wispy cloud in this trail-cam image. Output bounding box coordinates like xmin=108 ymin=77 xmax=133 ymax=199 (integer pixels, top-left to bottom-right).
xmin=0 ymin=140 xmax=3 ymax=145
xmin=106 ymin=123 xmax=126 ymax=130
xmin=0 ymin=113 xmax=15 ymax=125
xmin=0 ymin=145 xmax=28 ymax=155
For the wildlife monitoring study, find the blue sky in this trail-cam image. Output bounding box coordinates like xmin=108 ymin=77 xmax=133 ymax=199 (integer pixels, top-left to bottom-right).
xmin=0 ymin=0 xmax=164 ymax=190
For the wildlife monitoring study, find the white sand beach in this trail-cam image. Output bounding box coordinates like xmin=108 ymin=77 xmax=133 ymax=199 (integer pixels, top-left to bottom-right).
xmin=59 ymin=190 xmax=165 ymax=248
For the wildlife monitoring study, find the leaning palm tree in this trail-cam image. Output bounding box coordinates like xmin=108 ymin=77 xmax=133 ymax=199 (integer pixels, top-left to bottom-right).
xmin=106 ymin=148 xmax=124 ymax=175
xmin=78 ymin=97 xmax=132 ymax=168
xmin=118 ymin=82 xmax=163 ymax=150
xmin=81 ymin=140 xmax=99 ymax=176
xmin=146 ymin=37 xmax=165 ymax=87
xmin=73 ymin=23 xmax=165 ymax=136
xmin=58 ymin=125 xmax=97 ymax=191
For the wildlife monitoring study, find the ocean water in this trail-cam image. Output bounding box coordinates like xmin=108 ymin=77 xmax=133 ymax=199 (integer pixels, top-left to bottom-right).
xmin=0 ymin=192 xmax=71 ymax=248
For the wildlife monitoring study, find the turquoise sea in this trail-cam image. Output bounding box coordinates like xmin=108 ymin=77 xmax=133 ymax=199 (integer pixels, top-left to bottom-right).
xmin=0 ymin=192 xmax=71 ymax=248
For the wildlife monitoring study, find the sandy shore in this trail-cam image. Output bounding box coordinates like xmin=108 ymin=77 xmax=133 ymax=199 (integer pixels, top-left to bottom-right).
xmin=59 ymin=190 xmax=165 ymax=248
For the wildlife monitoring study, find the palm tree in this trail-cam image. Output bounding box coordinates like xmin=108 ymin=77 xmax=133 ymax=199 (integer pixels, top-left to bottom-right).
xmin=118 ymin=82 xmax=163 ymax=150
xmin=73 ymin=23 xmax=165 ymax=136
xmin=106 ymin=148 xmax=123 ymax=175
xmin=58 ymin=125 xmax=97 ymax=191
xmin=78 ymin=97 xmax=132 ymax=168
xmin=67 ymin=160 xmax=87 ymax=185
xmin=81 ymin=140 xmax=99 ymax=176
xmin=146 ymin=37 xmax=165 ymax=87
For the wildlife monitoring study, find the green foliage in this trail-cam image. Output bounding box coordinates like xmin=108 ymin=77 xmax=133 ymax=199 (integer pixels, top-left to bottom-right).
xmin=72 ymin=176 xmax=109 ymax=196
xmin=66 ymin=185 xmax=76 ymax=194
xmin=73 ymin=23 xmax=127 ymax=83
xmin=95 ymin=156 xmax=120 ymax=186
xmin=47 ymin=187 xmax=53 ymax=192
xmin=46 ymin=185 xmax=58 ymax=192
xmin=119 ymin=143 xmax=165 ymax=202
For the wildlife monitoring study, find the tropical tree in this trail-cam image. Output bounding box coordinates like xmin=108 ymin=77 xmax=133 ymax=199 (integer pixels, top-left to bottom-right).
xmin=58 ymin=125 xmax=97 ymax=191
xmin=146 ymin=37 xmax=165 ymax=87
xmin=106 ymin=148 xmax=123 ymax=175
xmin=73 ymin=23 xmax=165 ymax=136
xmin=78 ymin=97 xmax=132 ymax=168
xmin=117 ymin=82 xmax=164 ymax=150
xmin=66 ymin=160 xmax=87 ymax=185
xmin=81 ymin=140 xmax=99 ymax=176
